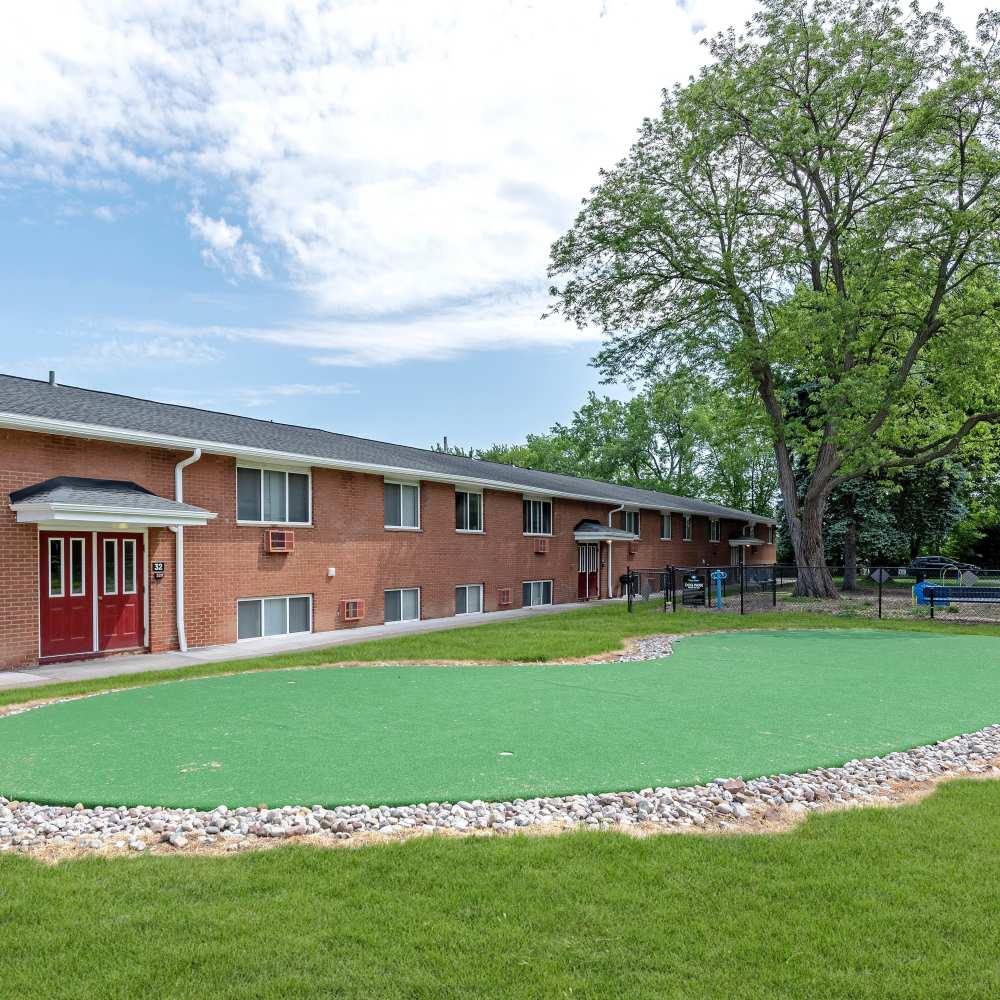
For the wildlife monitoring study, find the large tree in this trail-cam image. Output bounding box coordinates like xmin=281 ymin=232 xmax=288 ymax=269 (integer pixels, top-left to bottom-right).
xmin=548 ymin=0 xmax=1000 ymax=595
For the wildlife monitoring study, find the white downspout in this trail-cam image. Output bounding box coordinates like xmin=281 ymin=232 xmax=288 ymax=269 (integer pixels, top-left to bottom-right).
xmin=170 ymin=448 xmax=202 ymax=652
xmin=608 ymin=504 xmax=624 ymax=597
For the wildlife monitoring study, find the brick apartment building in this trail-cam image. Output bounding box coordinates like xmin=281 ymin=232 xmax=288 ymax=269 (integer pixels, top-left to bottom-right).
xmin=0 ymin=373 xmax=776 ymax=668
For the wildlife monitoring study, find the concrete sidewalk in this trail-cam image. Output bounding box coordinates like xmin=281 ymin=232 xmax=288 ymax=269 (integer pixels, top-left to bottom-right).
xmin=0 ymin=599 xmax=620 ymax=691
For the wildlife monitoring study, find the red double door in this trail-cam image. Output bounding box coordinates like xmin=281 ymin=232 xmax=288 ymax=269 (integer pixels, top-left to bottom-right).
xmin=39 ymin=531 xmax=144 ymax=659
xmin=577 ymin=543 xmax=601 ymax=600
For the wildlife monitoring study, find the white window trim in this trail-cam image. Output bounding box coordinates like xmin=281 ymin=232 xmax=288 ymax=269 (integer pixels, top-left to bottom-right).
xmin=660 ymin=513 xmax=672 ymax=541
xmin=103 ymin=538 xmax=118 ymax=595
xmin=522 ymin=497 xmax=553 ymax=537
xmin=682 ymin=514 xmax=693 ymax=542
xmin=48 ymin=536 xmax=64 ymax=598
xmin=384 ymin=587 xmax=421 ymax=623
xmin=236 ymin=464 xmax=313 ymax=527
xmin=122 ymin=538 xmax=137 ymax=595
xmin=455 ymin=583 xmax=484 ymax=615
xmin=455 ymin=489 xmax=484 ymax=533
xmin=69 ymin=536 xmax=86 ymax=597
xmin=709 ymin=519 xmax=720 ymax=543
xmin=384 ymin=480 xmax=421 ymax=531
xmin=236 ymin=594 xmax=313 ymax=641
xmin=522 ymin=579 xmax=554 ymax=607
xmin=623 ymin=510 xmax=640 ymax=537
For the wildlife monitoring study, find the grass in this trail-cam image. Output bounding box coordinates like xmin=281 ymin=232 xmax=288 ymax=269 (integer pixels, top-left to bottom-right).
xmin=6 ymin=600 xmax=1000 ymax=710
xmin=6 ymin=628 xmax=1000 ymax=809
xmin=2 ymin=780 xmax=999 ymax=998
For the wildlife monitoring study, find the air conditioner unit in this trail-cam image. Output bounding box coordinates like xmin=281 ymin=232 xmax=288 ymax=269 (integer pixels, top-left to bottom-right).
xmin=339 ymin=598 xmax=365 ymax=622
xmin=534 ymin=537 xmax=549 ymax=554
xmin=265 ymin=528 xmax=295 ymax=553
xmin=498 ymin=587 xmax=512 ymax=606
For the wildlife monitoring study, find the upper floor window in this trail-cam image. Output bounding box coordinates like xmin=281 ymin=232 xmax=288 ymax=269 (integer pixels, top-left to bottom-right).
xmin=622 ymin=510 xmax=640 ymax=536
xmin=768 ymin=524 xmax=776 ymax=545
xmin=523 ymin=498 xmax=552 ymax=535
xmin=455 ymin=490 xmax=483 ymax=532
xmin=682 ymin=514 xmax=693 ymax=541
xmin=385 ymin=481 xmax=420 ymax=529
xmin=660 ymin=513 xmax=672 ymax=540
xmin=237 ymin=466 xmax=310 ymax=524
xmin=709 ymin=519 xmax=720 ymax=542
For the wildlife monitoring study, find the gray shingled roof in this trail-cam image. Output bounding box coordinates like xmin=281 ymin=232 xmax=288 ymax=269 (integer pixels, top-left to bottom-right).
xmin=0 ymin=373 xmax=772 ymax=522
xmin=10 ymin=476 xmax=211 ymax=516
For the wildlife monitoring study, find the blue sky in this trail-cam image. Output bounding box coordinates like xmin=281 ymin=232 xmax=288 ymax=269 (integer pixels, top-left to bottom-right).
xmin=0 ymin=0 xmax=981 ymax=449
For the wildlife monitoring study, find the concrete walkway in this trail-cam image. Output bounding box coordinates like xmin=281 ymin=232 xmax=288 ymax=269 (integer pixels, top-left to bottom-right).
xmin=0 ymin=599 xmax=620 ymax=691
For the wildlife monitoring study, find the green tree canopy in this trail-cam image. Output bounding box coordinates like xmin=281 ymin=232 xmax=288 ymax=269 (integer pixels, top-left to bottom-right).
xmin=548 ymin=0 xmax=1000 ymax=594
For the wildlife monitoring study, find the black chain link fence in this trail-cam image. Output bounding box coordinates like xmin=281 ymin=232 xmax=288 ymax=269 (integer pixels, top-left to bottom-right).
xmin=624 ymin=563 xmax=1000 ymax=623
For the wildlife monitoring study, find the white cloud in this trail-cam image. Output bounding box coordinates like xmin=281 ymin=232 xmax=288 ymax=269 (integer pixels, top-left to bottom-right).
xmin=187 ymin=207 xmax=265 ymax=278
xmin=39 ymin=336 xmax=224 ymax=370
xmin=234 ymin=382 xmax=360 ymax=408
xmin=2 ymin=1 xmax=985 ymax=364
xmin=93 ymin=205 xmax=115 ymax=222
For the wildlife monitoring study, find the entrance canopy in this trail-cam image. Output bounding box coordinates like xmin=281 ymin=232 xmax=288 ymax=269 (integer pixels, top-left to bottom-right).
xmin=9 ymin=476 xmax=216 ymax=527
xmin=572 ymin=518 xmax=637 ymax=543
xmin=729 ymin=534 xmax=765 ymax=547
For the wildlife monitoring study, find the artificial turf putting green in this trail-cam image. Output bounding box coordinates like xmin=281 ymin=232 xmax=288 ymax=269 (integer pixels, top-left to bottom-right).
xmin=2 ymin=628 xmax=1000 ymax=809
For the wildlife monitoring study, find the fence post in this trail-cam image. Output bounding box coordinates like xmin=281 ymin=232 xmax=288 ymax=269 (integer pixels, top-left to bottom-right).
xmin=740 ymin=566 xmax=745 ymax=615
xmin=626 ymin=564 xmax=632 ymax=613
xmin=672 ymin=567 xmax=678 ymax=613
xmin=772 ymin=567 xmax=777 ymax=608
xmin=704 ymin=569 xmax=709 ymax=607
xmin=929 ymin=586 xmax=935 ymax=619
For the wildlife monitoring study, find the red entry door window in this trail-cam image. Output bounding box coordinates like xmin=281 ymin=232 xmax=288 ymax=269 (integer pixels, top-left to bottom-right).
xmin=39 ymin=532 xmax=94 ymax=659
xmin=97 ymin=533 xmax=145 ymax=651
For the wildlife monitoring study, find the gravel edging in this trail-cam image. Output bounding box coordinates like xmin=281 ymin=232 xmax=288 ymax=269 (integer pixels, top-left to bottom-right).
xmin=1 ymin=634 xmax=997 ymax=860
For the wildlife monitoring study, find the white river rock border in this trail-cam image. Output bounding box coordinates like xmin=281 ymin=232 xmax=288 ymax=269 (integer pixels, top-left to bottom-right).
xmin=1 ymin=635 xmax=997 ymax=857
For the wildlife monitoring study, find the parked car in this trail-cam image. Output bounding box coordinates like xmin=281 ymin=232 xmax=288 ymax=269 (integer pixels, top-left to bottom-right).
xmin=905 ymin=555 xmax=980 ymax=580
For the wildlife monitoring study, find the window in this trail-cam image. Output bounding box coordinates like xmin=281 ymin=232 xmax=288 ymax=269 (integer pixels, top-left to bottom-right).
xmin=385 ymin=588 xmax=420 ymax=622
xmin=122 ymin=539 xmax=137 ymax=594
xmin=237 ymin=466 xmax=310 ymax=524
xmin=455 ymin=584 xmax=483 ymax=615
xmin=103 ymin=538 xmax=118 ymax=595
xmin=682 ymin=514 xmax=693 ymax=541
xmin=709 ymin=519 xmax=720 ymax=542
xmin=768 ymin=525 xmax=776 ymax=545
xmin=69 ymin=537 xmax=85 ymax=596
xmin=522 ymin=580 xmax=553 ymax=607
xmin=385 ymin=482 xmax=420 ymax=529
xmin=48 ymin=537 xmax=63 ymax=597
xmin=622 ymin=510 xmax=640 ymax=536
xmin=523 ymin=498 xmax=552 ymax=535
xmin=455 ymin=490 xmax=483 ymax=532
xmin=660 ymin=514 xmax=672 ymax=540
xmin=237 ymin=595 xmax=312 ymax=640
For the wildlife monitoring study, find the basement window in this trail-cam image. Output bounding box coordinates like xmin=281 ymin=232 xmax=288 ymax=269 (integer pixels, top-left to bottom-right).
xmin=237 ymin=595 xmax=312 ymax=640
xmin=385 ymin=587 xmax=420 ymax=623
xmin=522 ymin=580 xmax=553 ymax=607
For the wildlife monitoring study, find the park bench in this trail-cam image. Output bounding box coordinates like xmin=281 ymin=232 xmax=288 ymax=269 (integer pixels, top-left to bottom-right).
xmin=912 ymin=580 xmax=1000 ymax=606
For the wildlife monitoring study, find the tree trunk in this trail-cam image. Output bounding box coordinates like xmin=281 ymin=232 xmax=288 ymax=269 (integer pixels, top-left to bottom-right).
xmin=771 ymin=445 xmax=838 ymax=598
xmin=789 ymin=495 xmax=838 ymax=597
xmin=842 ymin=518 xmax=858 ymax=592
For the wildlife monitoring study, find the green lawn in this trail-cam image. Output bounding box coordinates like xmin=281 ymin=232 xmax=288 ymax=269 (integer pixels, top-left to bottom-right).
xmin=6 ymin=601 xmax=1000 ymax=711
xmin=4 ymin=629 xmax=1000 ymax=809
xmin=2 ymin=780 xmax=999 ymax=998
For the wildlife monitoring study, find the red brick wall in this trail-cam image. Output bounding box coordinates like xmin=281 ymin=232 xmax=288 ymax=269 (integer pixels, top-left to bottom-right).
xmin=0 ymin=429 xmax=775 ymax=667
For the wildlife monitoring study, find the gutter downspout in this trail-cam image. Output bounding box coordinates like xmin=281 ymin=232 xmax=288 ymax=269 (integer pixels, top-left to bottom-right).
xmin=170 ymin=448 xmax=202 ymax=652
xmin=608 ymin=504 xmax=625 ymax=597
